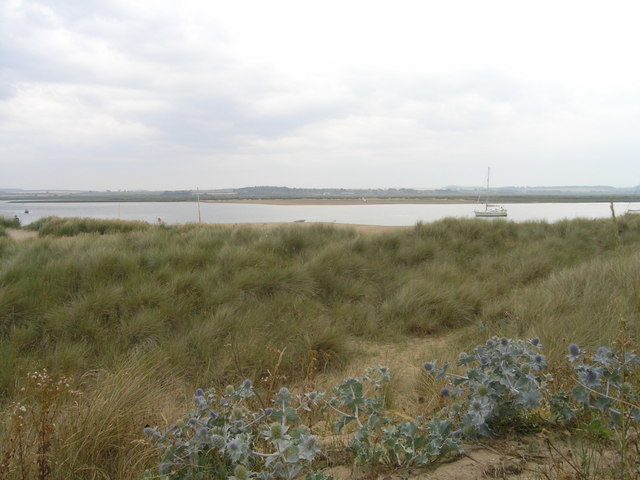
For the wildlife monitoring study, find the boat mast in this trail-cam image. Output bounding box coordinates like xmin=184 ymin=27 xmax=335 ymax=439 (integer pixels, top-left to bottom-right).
xmin=485 ymin=167 xmax=491 ymax=207
xmin=197 ymin=187 xmax=202 ymax=224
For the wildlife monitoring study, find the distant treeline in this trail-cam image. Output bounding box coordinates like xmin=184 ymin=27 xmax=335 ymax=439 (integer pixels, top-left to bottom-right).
xmin=2 ymin=185 xmax=640 ymax=203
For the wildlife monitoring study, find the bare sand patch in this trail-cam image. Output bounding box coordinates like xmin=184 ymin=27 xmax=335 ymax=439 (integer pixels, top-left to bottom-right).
xmin=325 ymin=438 xmax=544 ymax=479
xmin=6 ymin=228 xmax=38 ymax=240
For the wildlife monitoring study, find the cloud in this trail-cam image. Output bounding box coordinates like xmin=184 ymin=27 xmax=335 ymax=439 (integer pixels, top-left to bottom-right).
xmin=1 ymin=0 xmax=640 ymax=190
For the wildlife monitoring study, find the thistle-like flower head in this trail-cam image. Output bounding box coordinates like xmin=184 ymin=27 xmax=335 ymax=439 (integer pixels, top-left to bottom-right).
xmin=227 ymin=438 xmax=240 ymax=452
xmin=423 ymin=361 xmax=436 ymax=374
xmin=568 ymin=343 xmax=581 ymax=360
xmin=278 ymin=387 xmax=289 ymax=396
xmin=581 ymin=369 xmax=600 ymax=387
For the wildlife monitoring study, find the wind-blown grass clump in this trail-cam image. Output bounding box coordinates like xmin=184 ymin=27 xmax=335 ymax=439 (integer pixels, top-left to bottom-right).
xmin=0 ymin=215 xmax=21 ymax=229
xmin=476 ymin=250 xmax=640 ymax=368
xmin=26 ymin=216 xmax=152 ymax=237
xmin=0 ymin=215 xmax=20 ymax=237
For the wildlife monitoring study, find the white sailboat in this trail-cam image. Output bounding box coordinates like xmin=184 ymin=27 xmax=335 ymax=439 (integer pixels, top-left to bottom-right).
xmin=474 ymin=167 xmax=507 ymax=217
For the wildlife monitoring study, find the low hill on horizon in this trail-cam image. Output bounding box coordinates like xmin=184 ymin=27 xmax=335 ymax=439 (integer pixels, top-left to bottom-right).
xmin=2 ymin=184 xmax=640 ymax=201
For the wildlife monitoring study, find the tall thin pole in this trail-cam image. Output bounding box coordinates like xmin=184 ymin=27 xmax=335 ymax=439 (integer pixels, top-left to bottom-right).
xmin=197 ymin=188 xmax=202 ymax=224
xmin=486 ymin=167 xmax=491 ymax=195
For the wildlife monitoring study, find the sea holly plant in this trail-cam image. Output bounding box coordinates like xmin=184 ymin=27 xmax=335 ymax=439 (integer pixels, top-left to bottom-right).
xmin=378 ymin=417 xmax=461 ymax=466
xmin=424 ymin=337 xmax=550 ymax=439
xmin=323 ymin=366 xmax=461 ymax=467
xmin=567 ymin=342 xmax=640 ymax=427
xmin=554 ymin=340 xmax=640 ymax=478
xmin=258 ymin=387 xmax=327 ymax=480
xmin=144 ymin=380 xmax=330 ymax=480
xmin=323 ymin=366 xmax=391 ymax=465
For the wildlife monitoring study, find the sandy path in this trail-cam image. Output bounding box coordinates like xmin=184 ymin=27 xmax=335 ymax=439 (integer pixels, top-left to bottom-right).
xmin=5 ymin=228 xmax=38 ymax=240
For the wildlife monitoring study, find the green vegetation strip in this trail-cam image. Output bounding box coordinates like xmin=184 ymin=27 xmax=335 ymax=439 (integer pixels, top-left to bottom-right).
xmin=1 ymin=214 xmax=640 ymax=478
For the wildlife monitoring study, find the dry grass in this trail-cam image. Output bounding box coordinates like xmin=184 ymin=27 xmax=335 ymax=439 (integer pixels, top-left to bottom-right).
xmin=0 ymin=353 xmax=187 ymax=480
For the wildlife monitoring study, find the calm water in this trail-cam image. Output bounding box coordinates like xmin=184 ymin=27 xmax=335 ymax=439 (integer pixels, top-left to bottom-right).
xmin=1 ymin=200 xmax=638 ymax=227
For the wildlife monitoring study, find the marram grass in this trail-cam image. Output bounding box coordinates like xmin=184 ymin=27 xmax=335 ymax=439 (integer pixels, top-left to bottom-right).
xmin=3 ymin=216 xmax=640 ymax=392
xmin=2 ymin=215 xmax=640 ymax=478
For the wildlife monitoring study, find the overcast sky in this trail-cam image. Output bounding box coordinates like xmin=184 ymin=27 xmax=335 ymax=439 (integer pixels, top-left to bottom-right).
xmin=1 ymin=0 xmax=639 ymax=190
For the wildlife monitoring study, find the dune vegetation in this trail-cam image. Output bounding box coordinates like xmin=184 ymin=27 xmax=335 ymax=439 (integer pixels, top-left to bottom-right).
xmin=0 ymin=215 xmax=20 ymax=238
xmin=1 ymin=214 xmax=640 ymax=479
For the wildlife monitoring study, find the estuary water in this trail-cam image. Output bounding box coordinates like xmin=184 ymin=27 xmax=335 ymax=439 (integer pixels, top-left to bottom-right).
xmin=1 ymin=200 xmax=638 ymax=227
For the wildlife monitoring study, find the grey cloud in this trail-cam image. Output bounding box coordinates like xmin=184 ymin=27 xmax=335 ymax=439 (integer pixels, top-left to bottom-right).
xmin=142 ymin=91 xmax=353 ymax=150
xmin=2 ymin=1 xmax=639 ymax=190
xmin=29 ymin=0 xmax=120 ymax=23
xmin=2 ymin=1 xmax=353 ymax=148
xmin=1 ymin=0 xmax=231 ymax=88
xmin=342 ymin=70 xmax=575 ymax=132
xmin=0 ymin=73 xmax=14 ymax=100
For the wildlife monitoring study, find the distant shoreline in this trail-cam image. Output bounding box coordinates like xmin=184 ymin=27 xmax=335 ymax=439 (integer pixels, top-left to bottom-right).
xmin=5 ymin=195 xmax=639 ymax=205
xmin=202 ymin=198 xmax=472 ymax=206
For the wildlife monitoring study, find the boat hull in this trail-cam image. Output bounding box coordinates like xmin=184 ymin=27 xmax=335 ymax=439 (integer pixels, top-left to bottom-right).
xmin=475 ymin=211 xmax=508 ymax=218
xmin=475 ymin=206 xmax=507 ymax=217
